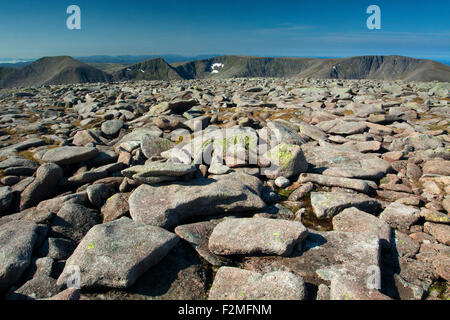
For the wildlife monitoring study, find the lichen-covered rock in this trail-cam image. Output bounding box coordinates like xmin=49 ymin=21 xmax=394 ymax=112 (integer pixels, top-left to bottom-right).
xmin=311 ymin=192 xmax=381 ymax=219
xmin=208 ymin=267 xmax=306 ymax=300
xmin=379 ymin=203 xmax=421 ymax=230
xmin=50 ymin=203 xmax=101 ymax=242
xmin=333 ymin=207 xmax=392 ymax=249
xmin=57 ymin=217 xmax=179 ymax=289
xmin=40 ymin=147 xmax=99 ymax=165
xmin=0 ymin=221 xmax=40 ymax=292
xmin=209 ymin=218 xmax=308 ymax=257
xmin=424 ymin=222 xmax=450 ymax=245
xmin=261 ymin=143 xmax=308 ymax=179
xmin=129 ymin=172 xmax=266 ymax=229
xmin=20 ymin=163 xmax=63 ymax=210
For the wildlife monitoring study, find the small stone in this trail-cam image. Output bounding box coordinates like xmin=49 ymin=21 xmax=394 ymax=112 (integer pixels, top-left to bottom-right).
xmin=288 ymin=182 xmax=314 ymax=201
xmin=275 ymin=177 xmax=291 ymax=188
xmin=101 ymin=193 xmax=130 ymax=223
xmin=101 ymin=120 xmax=124 ymax=136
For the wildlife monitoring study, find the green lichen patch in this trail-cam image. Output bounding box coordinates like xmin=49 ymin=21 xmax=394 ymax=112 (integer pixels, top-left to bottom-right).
xmin=428 ymin=281 xmax=449 ymax=300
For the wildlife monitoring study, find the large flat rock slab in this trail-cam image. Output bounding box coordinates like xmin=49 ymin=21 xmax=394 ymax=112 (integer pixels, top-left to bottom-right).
xmin=302 ymin=144 xmax=391 ymax=180
xmin=40 ymin=147 xmax=99 ymax=165
xmin=57 ymin=217 xmax=179 ymax=289
xmin=311 ymin=192 xmax=382 ymax=219
xmin=379 ymin=203 xmax=420 ymax=231
xmin=208 ymin=267 xmax=306 ymax=300
xmin=0 ymin=221 xmax=40 ymax=291
xmin=129 ymin=172 xmax=266 ymax=229
xmin=209 ymin=218 xmax=308 ymax=257
xmin=175 ymin=220 xmax=233 ymax=266
xmin=333 ymin=207 xmax=392 ymax=249
xmin=122 ymin=162 xmax=196 ymax=184
xmin=79 ymin=242 xmax=209 ymax=300
xmin=241 ymin=230 xmax=382 ymax=296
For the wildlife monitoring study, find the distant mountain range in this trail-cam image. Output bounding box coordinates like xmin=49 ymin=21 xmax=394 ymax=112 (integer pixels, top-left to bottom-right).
xmin=0 ymin=56 xmax=111 ymax=88
xmin=1 ymin=55 xmax=449 ymax=88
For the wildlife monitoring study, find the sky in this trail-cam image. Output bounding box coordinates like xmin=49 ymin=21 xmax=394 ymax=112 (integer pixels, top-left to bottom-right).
xmin=0 ymin=0 xmax=449 ymax=61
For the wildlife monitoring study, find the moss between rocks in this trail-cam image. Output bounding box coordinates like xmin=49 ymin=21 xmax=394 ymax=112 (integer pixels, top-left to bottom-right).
xmin=276 ymin=187 xmax=294 ymax=199
xmin=341 ymin=110 xmax=355 ymax=116
xmin=17 ymin=150 xmax=37 ymax=162
xmin=428 ymin=281 xmax=449 ymax=300
xmin=300 ymin=195 xmax=334 ymax=232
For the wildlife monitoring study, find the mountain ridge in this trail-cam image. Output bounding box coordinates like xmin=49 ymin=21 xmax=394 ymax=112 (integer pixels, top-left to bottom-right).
xmin=0 ymin=56 xmax=112 ymax=89
xmin=1 ymin=55 xmax=449 ymax=89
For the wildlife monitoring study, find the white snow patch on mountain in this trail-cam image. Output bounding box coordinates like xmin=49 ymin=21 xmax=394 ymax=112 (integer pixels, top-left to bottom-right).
xmin=211 ymin=63 xmax=224 ymax=74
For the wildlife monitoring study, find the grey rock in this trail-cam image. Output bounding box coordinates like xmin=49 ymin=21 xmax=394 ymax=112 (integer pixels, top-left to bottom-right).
xmin=0 ymin=157 xmax=39 ymax=170
xmin=86 ymin=183 xmax=115 ymax=208
xmin=208 ymin=163 xmax=231 ymax=175
xmin=101 ymin=193 xmax=130 ymax=223
xmin=0 ymin=221 xmax=40 ymax=291
xmin=267 ymin=121 xmax=306 ymax=146
xmin=39 ymin=237 xmax=77 ymax=260
xmin=392 ymin=230 xmax=420 ymax=258
xmin=209 ymin=218 xmax=308 ymax=257
xmin=50 ymin=203 xmax=100 ymax=242
xmin=122 ymin=162 xmax=197 ymax=184
xmin=56 ymin=217 xmax=179 ymax=289
xmin=175 ymin=220 xmax=232 ymax=266
xmin=261 ymin=143 xmax=308 ymax=179
xmin=40 ymin=147 xmax=99 ymax=165
xmin=333 ymin=207 xmax=392 ymax=249
xmin=317 ymin=120 xmax=367 ymax=136
xmin=424 ymin=222 xmax=450 ymax=245
xmin=208 ymin=267 xmax=306 ymax=300
xmin=299 ymin=173 xmax=375 ymax=193
xmin=311 ymin=192 xmax=382 ymax=219
xmin=302 ymin=144 xmax=391 ymax=180
xmin=288 ymin=182 xmax=314 ymax=201
xmin=390 ymin=134 xmax=444 ymax=151
xmin=0 ymin=186 xmax=14 ymax=213
xmin=20 ymin=163 xmax=64 ymax=210
xmin=379 ymin=203 xmax=420 ymax=230
xmin=129 ymin=172 xmax=266 ymax=229
xmin=101 ymin=120 xmax=124 ymax=136
xmin=8 ymin=275 xmax=59 ymax=300
xmin=1 ymin=175 xmax=20 ymax=186
xmin=241 ymin=231 xmax=382 ymax=297
xmin=140 ymin=135 xmax=174 ymax=159
xmin=45 ymin=288 xmax=80 ymax=300
xmin=36 ymin=192 xmax=88 ymax=214
xmin=330 ymin=274 xmax=391 ymax=300
xmin=274 ymin=177 xmax=291 ymax=188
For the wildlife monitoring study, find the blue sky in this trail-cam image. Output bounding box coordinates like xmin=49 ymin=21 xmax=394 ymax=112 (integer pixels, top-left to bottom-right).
xmin=0 ymin=0 xmax=449 ymax=61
